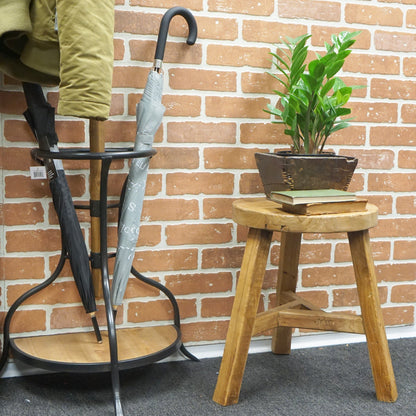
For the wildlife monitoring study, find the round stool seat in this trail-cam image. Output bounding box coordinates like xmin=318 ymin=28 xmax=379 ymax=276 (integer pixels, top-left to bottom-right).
xmin=233 ymin=198 xmax=378 ymax=233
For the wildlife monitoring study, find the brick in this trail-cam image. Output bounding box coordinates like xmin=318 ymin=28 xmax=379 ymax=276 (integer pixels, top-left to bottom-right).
xmin=364 ymin=195 xmax=393 ymax=215
xmin=370 ymin=126 xmax=416 ymax=146
xmin=302 ymin=266 xmax=356 ymax=287
xmin=407 ymin=8 xmax=416 ymax=28
xmin=180 ymin=320 xmax=229 ymax=342
xmin=166 ymin=172 xmax=234 ymax=195
xmin=375 ymin=30 xmax=416 ymax=52
xmin=127 ymin=299 xmax=196 ymax=322
xmin=396 ymin=196 xmax=416 ymax=215
xmin=165 ymin=272 xmax=233 ymax=295
xmin=394 ymin=241 xmax=416 ymax=260
xmin=376 ymin=263 xmax=416 ymax=282
xmin=6 ymin=229 xmax=62 ymax=253
xmin=114 ymin=38 xmax=125 ymax=60
xmin=169 ymin=68 xmax=236 ymax=91
xmin=129 ymin=39 xmax=202 ymax=65
xmin=398 ymin=150 xmax=416 ymax=168
xmin=335 ymin=241 xmax=391 ymax=263
xmin=241 ymin=72 xmax=281 ymax=94
xmin=343 ymin=54 xmax=400 ymax=75
xmin=203 ymin=198 xmax=236 ymax=219
xmin=278 ymin=0 xmax=340 ymax=21
xmin=371 ymin=78 xmax=416 ymax=100
xmin=166 ymin=223 xmax=233 ymax=245
xmin=9 ymin=310 xmax=46 ymax=333
xmin=240 ymin=123 xmax=290 ymax=145
xmin=345 ymin=4 xmax=403 ymax=26
xmin=403 ymin=57 xmax=416 ymax=77
xmin=204 ymin=147 xmax=265 ymax=169
xmin=104 ymin=120 xmax=157 ymax=144
xmin=339 ymin=149 xmax=394 ymax=170
xmin=206 ymin=96 xmax=269 ymax=119
xmin=239 ymin=173 xmax=264 ymax=195
xmin=243 ymin=21 xmax=307 ymax=43
xmin=4 ymin=120 xmax=85 ymax=144
xmin=201 ymin=296 xmax=235 ymax=317
xmin=130 ymin=0 xmax=202 ymax=10
xmin=122 ymin=277 xmax=161 ymax=299
xmin=194 ymin=16 xmax=238 ymax=40
xmin=7 ymin=281 xmax=81 ymax=306
xmin=4 ymin=120 xmax=33 ymax=143
xmin=1 ymin=147 xmax=35 ymax=171
xmin=115 ymin=11 xmax=162 ymax=35
xmin=2 ymin=202 xmax=44 ymax=225
xmin=1 ymin=257 xmax=45 ymax=280
xmin=271 ymin=243 xmax=331 ymax=266
xmin=201 ymin=246 xmax=245 ymax=269
xmin=391 ymin=284 xmax=416 ymax=302
xmin=112 ymin=66 xmax=149 ymax=89
xmin=349 ymin=102 xmax=397 ymax=123
xmin=311 ymin=27 xmax=371 ymax=50
xmin=110 ymin=93 xmax=124 ymax=116
xmin=208 ymin=0 xmax=274 ymax=15
xmin=401 ymin=104 xmax=416 ymax=123
xmin=372 ymin=218 xmax=416 ymax=239
xmin=167 ymin=121 xmax=236 ymax=143
xmin=0 ymin=91 xmax=26 ymax=114
xmin=149 ymin=147 xmax=199 ymax=169
xmin=378 ymin=0 xmax=416 ymax=4
xmin=333 ymin=286 xmax=388 ymax=307
xmin=142 ymin=198 xmax=199 ymax=221
xmin=132 ymin=249 xmax=198 ymax=272
xmin=368 ymin=173 xmax=416 ymax=192
xmin=207 ymin=44 xmax=271 ymax=68
xmin=382 ymin=306 xmax=414 ymax=326
xmin=326 ymin=126 xmax=366 ymax=147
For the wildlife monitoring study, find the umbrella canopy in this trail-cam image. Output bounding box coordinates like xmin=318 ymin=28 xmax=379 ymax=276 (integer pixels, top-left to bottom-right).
xmin=23 ymin=82 xmax=101 ymax=343
xmin=111 ymin=70 xmax=165 ymax=308
xmin=111 ymin=7 xmax=197 ymax=310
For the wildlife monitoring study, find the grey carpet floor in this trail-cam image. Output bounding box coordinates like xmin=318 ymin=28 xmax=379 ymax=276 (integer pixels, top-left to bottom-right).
xmin=0 ymin=337 xmax=415 ymax=416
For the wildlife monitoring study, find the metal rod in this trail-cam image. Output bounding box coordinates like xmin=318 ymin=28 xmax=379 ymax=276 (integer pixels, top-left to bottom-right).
xmin=99 ymin=157 xmax=124 ymax=416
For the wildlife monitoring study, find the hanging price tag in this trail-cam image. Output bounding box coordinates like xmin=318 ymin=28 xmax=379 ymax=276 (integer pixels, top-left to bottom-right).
xmin=30 ymin=166 xmax=47 ymax=180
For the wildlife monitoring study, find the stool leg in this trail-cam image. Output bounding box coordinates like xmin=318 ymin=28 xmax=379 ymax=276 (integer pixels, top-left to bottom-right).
xmin=348 ymin=230 xmax=398 ymax=402
xmin=272 ymin=232 xmax=302 ymax=354
xmin=213 ymin=227 xmax=273 ymax=406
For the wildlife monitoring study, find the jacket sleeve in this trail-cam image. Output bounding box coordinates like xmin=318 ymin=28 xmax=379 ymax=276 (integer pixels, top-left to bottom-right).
xmin=0 ymin=0 xmax=60 ymax=84
xmin=56 ymin=0 xmax=115 ymax=120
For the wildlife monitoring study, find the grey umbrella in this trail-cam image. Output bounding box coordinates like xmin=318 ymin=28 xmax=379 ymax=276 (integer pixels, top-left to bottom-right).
xmin=111 ymin=7 xmax=197 ymax=311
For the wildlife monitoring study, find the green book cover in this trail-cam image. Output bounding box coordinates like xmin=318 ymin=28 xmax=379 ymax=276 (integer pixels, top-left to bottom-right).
xmin=270 ymin=189 xmax=356 ymax=205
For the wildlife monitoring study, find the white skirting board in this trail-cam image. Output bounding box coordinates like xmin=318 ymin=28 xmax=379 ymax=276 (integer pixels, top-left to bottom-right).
xmin=1 ymin=325 xmax=416 ymax=379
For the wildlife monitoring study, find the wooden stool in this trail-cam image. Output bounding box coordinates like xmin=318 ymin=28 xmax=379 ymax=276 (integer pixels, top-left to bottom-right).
xmin=213 ymin=198 xmax=397 ymax=406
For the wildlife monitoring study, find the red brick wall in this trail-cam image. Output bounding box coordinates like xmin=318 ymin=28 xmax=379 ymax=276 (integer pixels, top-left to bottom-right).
xmin=1 ymin=0 xmax=416 ymax=346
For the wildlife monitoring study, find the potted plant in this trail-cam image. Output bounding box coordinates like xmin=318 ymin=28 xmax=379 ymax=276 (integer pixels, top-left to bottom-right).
xmin=256 ymin=31 xmax=361 ymax=196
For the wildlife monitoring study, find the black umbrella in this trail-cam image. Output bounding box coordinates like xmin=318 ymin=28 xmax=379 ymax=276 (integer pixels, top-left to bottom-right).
xmin=22 ymin=82 xmax=101 ymax=343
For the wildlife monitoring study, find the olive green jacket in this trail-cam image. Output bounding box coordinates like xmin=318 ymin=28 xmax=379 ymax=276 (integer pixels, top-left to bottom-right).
xmin=0 ymin=0 xmax=114 ymax=120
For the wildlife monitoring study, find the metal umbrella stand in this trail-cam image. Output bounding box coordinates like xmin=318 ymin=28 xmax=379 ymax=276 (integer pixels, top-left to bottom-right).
xmin=23 ymin=82 xmax=102 ymax=343
xmin=111 ymin=7 xmax=197 ymax=312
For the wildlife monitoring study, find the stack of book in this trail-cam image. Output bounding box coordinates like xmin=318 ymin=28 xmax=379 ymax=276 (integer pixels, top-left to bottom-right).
xmin=269 ymin=189 xmax=367 ymax=215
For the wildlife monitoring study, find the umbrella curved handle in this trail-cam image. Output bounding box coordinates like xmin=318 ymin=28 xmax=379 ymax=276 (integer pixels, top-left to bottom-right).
xmin=154 ymin=6 xmax=197 ymax=63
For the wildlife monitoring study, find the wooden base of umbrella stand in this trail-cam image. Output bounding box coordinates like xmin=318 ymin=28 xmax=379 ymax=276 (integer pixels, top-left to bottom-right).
xmin=0 ymin=146 xmax=198 ymax=416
